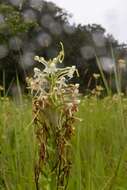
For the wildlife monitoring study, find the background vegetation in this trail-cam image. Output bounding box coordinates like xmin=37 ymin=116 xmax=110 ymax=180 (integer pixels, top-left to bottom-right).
xmin=0 ymin=0 xmax=127 ymax=94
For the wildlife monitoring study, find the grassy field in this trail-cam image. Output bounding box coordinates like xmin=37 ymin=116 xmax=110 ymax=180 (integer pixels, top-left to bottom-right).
xmin=1 ymin=95 xmax=127 ymax=190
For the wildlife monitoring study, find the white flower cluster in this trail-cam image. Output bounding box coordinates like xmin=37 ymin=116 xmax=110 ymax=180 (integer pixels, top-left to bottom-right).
xmin=27 ymin=43 xmax=80 ymax=117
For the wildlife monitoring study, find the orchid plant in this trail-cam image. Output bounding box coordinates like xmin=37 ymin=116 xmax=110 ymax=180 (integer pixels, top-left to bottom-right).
xmin=27 ymin=43 xmax=80 ymax=190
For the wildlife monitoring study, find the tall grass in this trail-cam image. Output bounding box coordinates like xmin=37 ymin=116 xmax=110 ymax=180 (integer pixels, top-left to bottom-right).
xmin=1 ymin=95 xmax=127 ymax=190
xmin=0 ymin=98 xmax=37 ymax=190
xmin=71 ymin=96 xmax=127 ymax=190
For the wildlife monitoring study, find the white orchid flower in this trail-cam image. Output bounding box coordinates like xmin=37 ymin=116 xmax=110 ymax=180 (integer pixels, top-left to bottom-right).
xmin=67 ymin=66 xmax=76 ymax=79
xmin=43 ymin=62 xmax=58 ymax=74
xmin=34 ymin=67 xmax=41 ymax=78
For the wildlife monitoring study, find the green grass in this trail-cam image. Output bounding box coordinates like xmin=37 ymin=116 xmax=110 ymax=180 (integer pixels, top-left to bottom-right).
xmin=1 ymin=96 xmax=127 ymax=190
